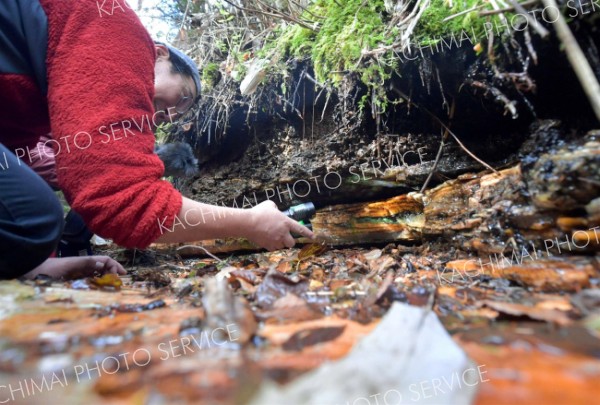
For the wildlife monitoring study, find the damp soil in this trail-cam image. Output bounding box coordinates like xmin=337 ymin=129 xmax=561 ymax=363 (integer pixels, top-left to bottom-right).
xmin=174 ymin=21 xmax=599 ymax=211
xmin=0 ymin=243 xmax=599 ymax=404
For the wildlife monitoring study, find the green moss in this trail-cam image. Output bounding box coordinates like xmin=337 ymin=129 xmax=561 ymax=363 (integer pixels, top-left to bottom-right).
xmin=269 ymin=0 xmax=517 ymax=116
xmin=415 ymin=0 xmax=512 ymax=46
xmin=271 ymin=0 xmax=394 ymax=114
xmin=154 ymin=123 xmax=172 ymax=145
xmin=275 ymin=0 xmax=519 ymax=75
xmin=280 ymin=25 xmax=315 ymax=57
xmin=277 ymin=0 xmax=389 ymax=86
xmin=201 ymin=62 xmax=221 ymax=91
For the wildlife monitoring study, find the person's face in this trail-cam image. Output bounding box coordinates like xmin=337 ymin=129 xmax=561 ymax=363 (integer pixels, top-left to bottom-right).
xmin=153 ymin=44 xmax=197 ymax=125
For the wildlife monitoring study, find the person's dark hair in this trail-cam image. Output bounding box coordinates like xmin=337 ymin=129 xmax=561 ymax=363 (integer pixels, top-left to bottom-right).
xmin=154 ymin=41 xmax=202 ymax=98
xmin=168 ymin=51 xmax=194 ymax=80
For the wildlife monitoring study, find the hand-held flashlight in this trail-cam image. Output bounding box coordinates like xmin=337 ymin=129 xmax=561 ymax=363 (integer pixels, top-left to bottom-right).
xmin=282 ymin=202 xmax=315 ymax=233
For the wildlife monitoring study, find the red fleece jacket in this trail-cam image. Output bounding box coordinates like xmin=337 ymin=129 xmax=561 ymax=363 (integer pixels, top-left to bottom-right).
xmin=0 ymin=0 xmax=182 ymax=248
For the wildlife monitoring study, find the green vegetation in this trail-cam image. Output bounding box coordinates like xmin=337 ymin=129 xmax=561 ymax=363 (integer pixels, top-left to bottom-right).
xmin=269 ymin=0 xmax=515 ymax=112
xmin=416 ymin=0 xmax=508 ymax=45
xmin=201 ymin=62 xmax=221 ymax=91
xmin=277 ymin=0 xmax=392 ymax=87
xmin=186 ymin=0 xmax=523 ymax=119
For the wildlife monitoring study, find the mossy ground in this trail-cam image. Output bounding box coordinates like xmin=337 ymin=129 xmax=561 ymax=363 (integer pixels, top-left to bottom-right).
xmin=266 ymin=0 xmax=516 ymax=112
xmin=201 ymin=62 xmax=221 ymax=92
xmin=278 ymin=1 xmax=512 ymax=73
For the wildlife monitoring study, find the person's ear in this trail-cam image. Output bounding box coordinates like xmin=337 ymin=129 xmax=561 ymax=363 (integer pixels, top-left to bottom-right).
xmin=155 ymin=44 xmax=170 ymax=61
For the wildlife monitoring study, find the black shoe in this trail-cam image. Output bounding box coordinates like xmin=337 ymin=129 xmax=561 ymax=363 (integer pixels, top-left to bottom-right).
xmin=57 ymin=210 xmax=93 ymax=257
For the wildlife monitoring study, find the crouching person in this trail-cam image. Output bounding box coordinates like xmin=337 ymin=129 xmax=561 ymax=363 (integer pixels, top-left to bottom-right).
xmin=0 ymin=0 xmax=312 ymax=280
xmin=0 ymin=144 xmax=125 ymax=279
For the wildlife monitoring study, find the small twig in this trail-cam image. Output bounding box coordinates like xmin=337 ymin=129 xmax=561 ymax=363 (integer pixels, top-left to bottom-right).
xmin=221 ymin=0 xmax=317 ymax=31
xmin=257 ymin=0 xmax=318 ymax=29
xmin=478 ymin=0 xmax=539 ymax=16
xmin=303 ymin=72 xmax=327 ymax=89
xmin=319 ymin=91 xmax=332 ymax=123
xmin=579 ymin=177 xmax=600 ymax=186
xmin=420 ymin=136 xmax=445 ymax=193
xmin=178 ymin=0 xmax=192 ymax=33
xmin=487 ymin=24 xmax=502 ymax=77
xmin=398 ymin=0 xmax=426 ymax=27
xmin=392 ymin=85 xmax=498 ymax=174
xmin=443 ymin=5 xmax=484 ymax=21
xmin=420 ymin=99 xmax=456 ymax=193
xmin=523 ymin=26 xmax=539 ymax=65
xmin=505 ymin=0 xmax=549 ymax=38
xmin=176 ymin=245 xmax=225 ymax=262
xmin=400 ymin=0 xmax=430 ymax=52
xmin=362 ymin=42 xmax=402 ymax=58
xmin=288 ymin=0 xmax=326 ymax=19
xmin=469 ymin=80 xmax=519 ymax=118
xmin=161 ymin=263 xmax=191 ymax=272
xmin=445 ymin=128 xmax=498 ymax=173
xmin=487 ymin=0 xmax=509 ymax=30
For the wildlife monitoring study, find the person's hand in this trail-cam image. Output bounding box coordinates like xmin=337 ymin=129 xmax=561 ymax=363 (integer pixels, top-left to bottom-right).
xmin=88 ymin=256 xmax=127 ymax=276
xmin=246 ymin=200 xmax=315 ymax=251
xmin=24 ymin=256 xmax=127 ymax=280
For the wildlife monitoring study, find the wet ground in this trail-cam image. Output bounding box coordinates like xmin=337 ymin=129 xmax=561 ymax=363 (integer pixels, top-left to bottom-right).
xmin=0 ymin=243 xmax=599 ymax=404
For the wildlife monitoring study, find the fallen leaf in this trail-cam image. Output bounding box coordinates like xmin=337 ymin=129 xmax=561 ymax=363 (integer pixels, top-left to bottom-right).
xmin=363 ymin=249 xmax=382 ymax=261
xmin=230 ymin=269 xmax=261 ymax=285
xmin=215 ymin=266 xmax=237 ymax=281
xmin=298 ymin=243 xmax=328 ymax=261
xmin=44 ymin=295 xmax=74 ymax=304
xmin=202 ymin=278 xmax=257 ymax=344
xmin=256 ymin=293 xmax=324 ymax=324
xmin=255 ymin=269 xmax=309 ymax=308
xmin=109 ymin=299 xmax=167 ymax=313
xmin=90 ymin=274 xmax=123 ymax=290
xmin=311 ymin=268 xmax=325 ymax=281
xmin=481 ymin=300 xmax=572 ymax=325
xmin=282 ymin=326 xmax=346 ymax=351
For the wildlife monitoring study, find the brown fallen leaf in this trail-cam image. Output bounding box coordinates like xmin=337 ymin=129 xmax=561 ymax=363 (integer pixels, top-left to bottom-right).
xmin=366 ymin=255 xmax=398 ymax=279
xmin=445 ymin=258 xmax=596 ymax=292
xmin=256 ymin=293 xmax=324 ymax=324
xmin=311 ymin=268 xmax=325 ymax=281
xmin=329 ymin=279 xmax=354 ymax=290
xmin=230 ymin=269 xmax=261 ymax=285
xmin=260 ymin=317 xmax=378 ymax=358
xmin=130 ymin=268 xmax=171 ymax=287
xmin=44 ymin=295 xmax=74 ymax=304
xmin=276 ymin=260 xmax=293 ymax=273
xmin=255 ymin=269 xmax=309 ymax=308
xmin=297 ymin=243 xmax=329 ymax=261
xmin=228 ymin=269 xmax=263 ymax=293
xmin=282 ymin=325 xmax=346 ymax=352
xmin=481 ymin=299 xmax=573 ymax=325
xmin=202 ymin=278 xmax=257 ymax=344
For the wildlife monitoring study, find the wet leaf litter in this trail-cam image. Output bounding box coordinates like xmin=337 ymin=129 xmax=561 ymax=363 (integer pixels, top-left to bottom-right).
xmin=0 ymin=237 xmax=599 ymax=404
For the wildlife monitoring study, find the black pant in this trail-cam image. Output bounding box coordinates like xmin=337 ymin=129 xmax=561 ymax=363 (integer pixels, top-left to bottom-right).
xmin=0 ymin=143 xmax=64 ymax=279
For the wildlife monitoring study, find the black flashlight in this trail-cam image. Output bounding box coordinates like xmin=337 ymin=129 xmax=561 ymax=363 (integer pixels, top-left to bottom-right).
xmin=282 ymin=202 xmax=315 ymax=232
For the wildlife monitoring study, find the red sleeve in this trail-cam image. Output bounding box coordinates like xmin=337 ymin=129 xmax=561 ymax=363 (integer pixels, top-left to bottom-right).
xmin=41 ymin=0 xmax=182 ymax=248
